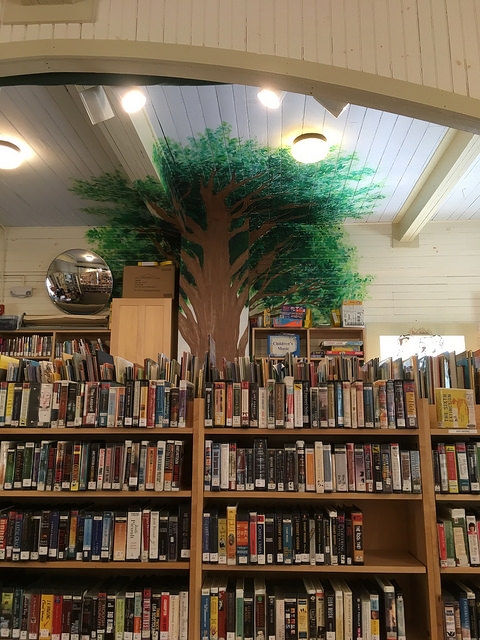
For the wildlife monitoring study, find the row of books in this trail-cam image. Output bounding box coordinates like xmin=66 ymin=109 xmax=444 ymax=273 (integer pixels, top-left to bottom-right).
xmin=433 ymin=441 xmax=480 ymax=494
xmin=0 ymin=335 xmax=53 ymax=358
xmin=201 ymin=576 xmax=406 ymax=640
xmin=437 ymin=506 xmax=480 ymax=568
xmin=363 ymin=349 xmax=480 ymax=404
xmin=0 ymin=439 xmax=186 ymax=492
xmin=0 ymin=505 xmax=190 ymax=563
xmin=443 ymin=580 xmax=480 ymax=640
xmin=204 ymin=379 xmax=418 ymax=429
xmin=0 ymin=579 xmax=188 ymax=640
xmin=0 ymin=379 xmax=194 ymax=428
xmin=202 ymin=505 xmax=364 ymax=566
xmin=55 ymin=338 xmax=108 ymax=358
xmin=311 ymin=339 xmax=364 ymax=358
xmin=204 ymin=439 xmax=422 ymax=494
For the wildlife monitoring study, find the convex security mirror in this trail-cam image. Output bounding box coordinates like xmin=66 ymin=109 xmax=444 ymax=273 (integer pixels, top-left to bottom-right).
xmin=46 ymin=249 xmax=113 ymax=314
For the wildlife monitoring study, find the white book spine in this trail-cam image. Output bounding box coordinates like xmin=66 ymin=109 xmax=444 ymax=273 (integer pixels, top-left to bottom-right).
xmin=149 ymin=511 xmax=159 ymax=560
xmin=390 ymin=443 xmax=402 ymax=492
xmin=220 ymin=443 xmax=229 ymax=490
xmin=126 ymin=510 xmax=142 ymax=560
xmin=258 ymin=387 xmax=267 ymax=429
xmin=314 ymin=441 xmax=324 ymax=493
xmin=179 ymin=591 xmax=188 ymax=640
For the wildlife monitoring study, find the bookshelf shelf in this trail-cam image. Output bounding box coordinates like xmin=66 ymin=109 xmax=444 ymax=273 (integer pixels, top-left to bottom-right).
xmin=203 ymin=490 xmax=422 ymax=501
xmin=440 ymin=566 xmax=480 ymax=574
xmin=435 ymin=494 xmax=480 ymax=501
xmin=430 ymin=428 xmax=479 ymax=436
xmin=202 ymin=551 xmax=425 ymax=574
xmin=0 ymin=428 xmax=194 ymax=436
xmin=205 ymin=428 xmax=418 ymax=436
xmin=0 ymin=561 xmax=190 ymax=570
xmin=0 ymin=490 xmax=192 ymax=499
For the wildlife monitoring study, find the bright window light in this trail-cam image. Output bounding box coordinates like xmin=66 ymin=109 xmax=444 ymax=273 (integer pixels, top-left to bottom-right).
xmin=121 ymin=89 xmax=146 ymax=113
xmin=380 ymin=335 xmax=466 ymax=360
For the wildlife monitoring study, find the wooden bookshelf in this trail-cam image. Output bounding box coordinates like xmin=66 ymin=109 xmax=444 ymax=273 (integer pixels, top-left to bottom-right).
xmin=0 ymin=327 xmax=110 ymax=360
xmin=0 ymin=386 xmax=465 ymax=639
xmin=251 ymin=325 xmax=364 ymax=361
xmin=191 ymin=396 xmax=440 ymax=640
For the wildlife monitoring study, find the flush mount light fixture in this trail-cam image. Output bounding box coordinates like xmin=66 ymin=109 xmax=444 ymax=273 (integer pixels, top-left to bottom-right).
xmin=121 ymin=89 xmax=146 ymax=114
xmin=0 ymin=140 xmax=23 ymax=170
xmin=291 ymin=133 xmax=329 ymax=164
xmin=257 ymin=89 xmax=284 ymax=109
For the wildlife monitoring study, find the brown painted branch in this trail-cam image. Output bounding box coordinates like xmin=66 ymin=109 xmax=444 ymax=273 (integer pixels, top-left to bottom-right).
xmin=228 ymin=181 xmax=275 ymax=220
xmin=248 ymin=221 xmax=276 ymax=244
xmin=218 ymin=170 xmax=269 ymax=199
xmin=145 ymin=201 xmax=184 ymax=234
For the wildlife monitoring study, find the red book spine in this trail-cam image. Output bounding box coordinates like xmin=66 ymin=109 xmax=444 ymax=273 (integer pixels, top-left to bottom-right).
xmin=28 ymin=593 xmax=41 ymax=640
xmin=159 ymin=594 xmax=169 ymax=638
xmin=346 ymin=442 xmax=355 ymax=491
xmin=51 ymin=594 xmax=63 ymax=640
xmin=437 ymin=522 xmax=448 ymax=568
xmin=146 ymin=382 xmax=156 ymax=428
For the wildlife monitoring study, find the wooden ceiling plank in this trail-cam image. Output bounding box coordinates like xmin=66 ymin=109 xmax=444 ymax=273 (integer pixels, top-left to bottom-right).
xmin=393 ymin=129 xmax=480 ymax=242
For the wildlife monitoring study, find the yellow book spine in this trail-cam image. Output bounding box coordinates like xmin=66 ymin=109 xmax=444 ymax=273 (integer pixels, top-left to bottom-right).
xmin=297 ymin=597 xmax=308 ymax=638
xmin=210 ymin=591 xmax=218 ymax=640
xmin=5 ymin=383 xmax=15 ymax=423
xmin=226 ymin=505 xmax=237 ymax=565
xmin=39 ymin=593 xmax=54 ymax=640
xmin=218 ymin=517 xmax=227 ymax=565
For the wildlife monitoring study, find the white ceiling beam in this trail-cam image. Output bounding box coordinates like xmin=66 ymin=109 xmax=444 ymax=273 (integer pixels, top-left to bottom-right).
xmin=71 ymin=85 xmax=159 ymax=182
xmin=392 ymin=129 xmax=480 ymax=243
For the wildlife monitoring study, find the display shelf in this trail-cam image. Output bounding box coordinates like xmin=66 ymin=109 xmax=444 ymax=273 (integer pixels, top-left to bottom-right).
xmin=430 ymin=428 xmax=479 ymax=436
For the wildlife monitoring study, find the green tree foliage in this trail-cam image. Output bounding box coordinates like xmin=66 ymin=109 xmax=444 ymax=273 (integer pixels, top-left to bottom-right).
xmin=72 ymin=124 xmax=383 ymax=357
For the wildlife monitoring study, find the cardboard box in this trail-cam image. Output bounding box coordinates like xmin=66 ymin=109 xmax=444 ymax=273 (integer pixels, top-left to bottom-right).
xmin=122 ymin=264 xmax=176 ymax=299
xmin=341 ymin=300 xmax=365 ymax=327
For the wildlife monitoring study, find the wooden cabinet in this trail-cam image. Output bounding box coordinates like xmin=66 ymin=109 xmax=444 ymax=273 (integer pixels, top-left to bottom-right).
xmin=110 ymin=297 xmax=175 ymax=363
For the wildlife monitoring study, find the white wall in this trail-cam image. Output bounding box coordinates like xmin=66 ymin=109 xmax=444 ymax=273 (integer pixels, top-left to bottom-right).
xmin=2 ymin=222 xmax=480 ymax=354
xmin=346 ymin=220 xmax=480 ymax=355
xmin=1 ymin=226 xmax=90 ymax=317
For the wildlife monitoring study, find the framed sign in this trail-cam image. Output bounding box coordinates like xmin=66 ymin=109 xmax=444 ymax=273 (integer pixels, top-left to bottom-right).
xmin=267 ymin=333 xmax=301 ymax=357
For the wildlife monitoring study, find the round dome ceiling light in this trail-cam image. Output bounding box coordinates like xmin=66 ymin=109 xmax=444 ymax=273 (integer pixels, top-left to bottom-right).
xmin=121 ymin=89 xmax=146 ymax=114
xmin=0 ymin=140 xmax=23 ymax=170
xmin=257 ymin=89 xmax=283 ymax=109
xmin=291 ymin=133 xmax=329 ymax=164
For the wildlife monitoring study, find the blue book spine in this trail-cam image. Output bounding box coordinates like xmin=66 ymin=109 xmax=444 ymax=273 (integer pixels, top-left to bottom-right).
xmin=98 ymin=384 xmax=109 ymax=427
xmin=91 ymin=514 xmax=103 ymax=560
xmin=200 ymin=589 xmax=210 ymax=640
xmin=458 ymin=595 xmax=471 ymax=637
xmin=82 ymin=513 xmax=93 ymax=561
xmin=47 ymin=510 xmax=60 ymax=559
xmin=335 ymin=380 xmax=344 ymax=427
xmin=101 ymin=511 xmax=113 ymax=560
xmin=154 ymin=383 xmax=164 ymax=428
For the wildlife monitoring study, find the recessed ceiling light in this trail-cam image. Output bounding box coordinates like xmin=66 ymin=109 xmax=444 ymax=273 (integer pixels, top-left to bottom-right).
xmin=257 ymin=89 xmax=283 ymax=109
xmin=291 ymin=133 xmax=329 ymax=164
xmin=121 ymin=89 xmax=146 ymax=114
xmin=0 ymin=140 xmax=23 ymax=170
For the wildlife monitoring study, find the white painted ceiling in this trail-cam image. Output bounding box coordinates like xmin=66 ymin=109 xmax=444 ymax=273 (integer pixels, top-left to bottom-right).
xmin=1 ymin=81 xmax=479 ymax=230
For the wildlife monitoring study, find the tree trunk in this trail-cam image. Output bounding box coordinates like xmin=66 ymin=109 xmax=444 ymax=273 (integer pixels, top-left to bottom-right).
xmin=177 ymin=181 xmax=249 ymax=361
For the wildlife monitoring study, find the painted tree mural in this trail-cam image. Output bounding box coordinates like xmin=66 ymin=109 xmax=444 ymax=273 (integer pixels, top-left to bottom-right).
xmin=72 ymin=124 xmax=383 ymax=359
